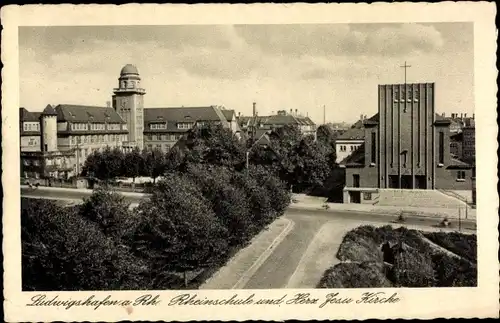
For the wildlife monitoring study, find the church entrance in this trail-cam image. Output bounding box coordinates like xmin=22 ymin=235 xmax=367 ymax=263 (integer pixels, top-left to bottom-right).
xmin=401 ymin=175 xmax=413 ymax=189
xmin=389 ymin=175 xmax=399 ymax=188
xmin=415 ymin=175 xmax=427 ymax=189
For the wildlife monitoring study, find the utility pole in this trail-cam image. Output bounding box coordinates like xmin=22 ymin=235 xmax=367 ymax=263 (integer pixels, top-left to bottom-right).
xmin=323 ymin=105 xmax=326 ymax=125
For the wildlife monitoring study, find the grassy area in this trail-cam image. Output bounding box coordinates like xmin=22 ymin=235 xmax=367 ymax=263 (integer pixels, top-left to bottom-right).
xmin=318 ymin=225 xmax=477 ymax=288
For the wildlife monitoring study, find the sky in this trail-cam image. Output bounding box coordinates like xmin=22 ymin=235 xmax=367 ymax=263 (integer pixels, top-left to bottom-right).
xmin=19 ymin=23 xmax=474 ymax=124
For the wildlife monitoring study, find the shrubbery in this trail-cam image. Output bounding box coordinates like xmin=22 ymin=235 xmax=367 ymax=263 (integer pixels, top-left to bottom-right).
xmin=317 ymin=262 xmax=392 ymax=288
xmin=318 ymin=225 xmax=477 ymax=289
xmin=424 ymin=231 xmax=477 ymax=262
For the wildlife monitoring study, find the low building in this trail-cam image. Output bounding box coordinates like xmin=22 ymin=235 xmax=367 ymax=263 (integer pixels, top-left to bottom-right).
xmin=238 ymin=105 xmax=317 ymax=141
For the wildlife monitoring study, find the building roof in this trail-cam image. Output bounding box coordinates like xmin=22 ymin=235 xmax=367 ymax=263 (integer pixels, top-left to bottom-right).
xmin=55 ymin=104 xmax=126 ymax=124
xmin=336 ymin=128 xmax=366 ymax=140
xmin=19 ymin=107 xmax=41 ymax=122
xmin=221 ymin=109 xmax=235 ymax=121
xmin=120 ymin=64 xmax=139 ymax=75
xmin=42 ymin=104 xmax=58 ymax=116
xmin=144 ymin=106 xmax=230 ymax=131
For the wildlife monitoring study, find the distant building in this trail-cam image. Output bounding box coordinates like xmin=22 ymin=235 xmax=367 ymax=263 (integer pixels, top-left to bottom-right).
xmin=20 ymin=64 xmax=241 ymax=180
xmin=341 ymin=83 xmax=474 ymax=204
xmin=20 ymin=104 xmax=127 ymax=179
xmin=143 ymin=106 xmax=238 ymax=152
xmin=326 ymin=122 xmax=350 ymax=136
xmin=238 ymin=104 xmax=317 ymax=141
xmin=335 ymin=114 xmax=379 ymax=164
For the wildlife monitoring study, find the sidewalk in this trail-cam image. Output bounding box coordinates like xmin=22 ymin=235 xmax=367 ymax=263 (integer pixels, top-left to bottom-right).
xmin=290 ymin=194 xmax=476 ymax=221
xmin=200 ymin=217 xmax=294 ymax=289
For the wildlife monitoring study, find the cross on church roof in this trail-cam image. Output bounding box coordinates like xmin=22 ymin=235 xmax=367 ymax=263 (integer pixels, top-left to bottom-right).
xmin=400 ymin=61 xmax=412 ymax=84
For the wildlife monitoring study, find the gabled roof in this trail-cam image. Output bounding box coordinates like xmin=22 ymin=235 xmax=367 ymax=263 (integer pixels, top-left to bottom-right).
xmin=221 ymin=109 xmax=235 ymax=121
xmin=336 ymin=128 xmax=366 ymax=140
xmin=144 ymin=106 xmax=229 ymax=126
xmin=55 ymin=104 xmax=125 ymax=124
xmin=19 ymin=108 xmax=41 ymax=122
xmin=42 ymin=104 xmax=57 ymax=116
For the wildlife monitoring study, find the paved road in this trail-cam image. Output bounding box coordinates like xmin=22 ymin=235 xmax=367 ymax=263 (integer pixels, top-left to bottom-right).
xmin=242 ymin=209 xmax=476 ymax=289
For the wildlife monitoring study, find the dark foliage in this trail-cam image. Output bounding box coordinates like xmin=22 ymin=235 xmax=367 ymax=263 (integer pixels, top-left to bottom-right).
xmin=317 ymin=262 xmax=393 ymax=288
xmin=424 ymin=231 xmax=477 ymax=262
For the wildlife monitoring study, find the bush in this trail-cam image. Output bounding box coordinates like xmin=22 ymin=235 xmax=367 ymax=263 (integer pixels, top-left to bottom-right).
xmin=317 ymin=262 xmax=393 ymax=288
xmin=391 ymin=247 xmax=436 ymax=287
xmin=336 ymin=231 xmax=383 ymax=263
xmin=431 ymin=253 xmax=477 ymax=287
xmin=424 ymin=232 xmax=477 ymax=262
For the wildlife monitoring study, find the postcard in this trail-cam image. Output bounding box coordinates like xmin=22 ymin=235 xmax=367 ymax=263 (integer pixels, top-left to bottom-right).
xmin=2 ymin=2 xmax=498 ymax=321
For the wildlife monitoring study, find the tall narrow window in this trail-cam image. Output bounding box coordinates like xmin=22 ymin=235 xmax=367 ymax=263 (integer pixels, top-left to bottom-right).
xmin=371 ymin=132 xmax=376 ymax=164
xmin=439 ymin=132 xmax=444 ymax=164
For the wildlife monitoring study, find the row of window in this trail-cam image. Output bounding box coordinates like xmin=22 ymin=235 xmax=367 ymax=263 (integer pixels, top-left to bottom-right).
xmin=23 ymin=123 xmax=40 ymax=132
xmin=146 ymin=134 xmax=183 ymax=141
xmin=70 ymin=134 xmax=127 ymax=145
xmin=71 ymin=123 xmax=125 ymax=131
xmin=338 ymin=145 xmax=358 ymax=152
xmin=150 ymin=123 xmax=167 ymax=130
xmin=177 ymin=122 xmax=195 ymax=129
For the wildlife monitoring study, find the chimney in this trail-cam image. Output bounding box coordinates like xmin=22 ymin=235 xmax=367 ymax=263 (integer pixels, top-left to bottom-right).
xmin=252 ymin=102 xmax=256 ymax=117
xmin=473 ymin=113 xmax=475 ymax=120
xmin=238 ymin=112 xmax=241 ymax=117
xmin=460 ymin=113 xmax=463 ymax=118
xmin=106 ymin=101 xmax=111 ymax=108
xmin=360 ymin=114 xmax=363 ymax=121
xmin=464 ymin=113 xmax=467 ymax=118
xmin=364 ymin=115 xmax=367 ymax=120
xmin=295 ymin=109 xmax=298 ymax=116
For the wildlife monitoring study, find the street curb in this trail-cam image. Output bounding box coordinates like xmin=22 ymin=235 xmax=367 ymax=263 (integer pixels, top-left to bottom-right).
xmin=231 ymin=218 xmax=295 ymax=289
xmin=287 ymin=204 xmax=477 ymax=224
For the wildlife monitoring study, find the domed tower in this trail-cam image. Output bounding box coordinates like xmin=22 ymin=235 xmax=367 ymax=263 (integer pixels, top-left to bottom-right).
xmin=40 ymin=104 xmax=58 ymax=152
xmin=112 ymin=64 xmax=146 ymax=150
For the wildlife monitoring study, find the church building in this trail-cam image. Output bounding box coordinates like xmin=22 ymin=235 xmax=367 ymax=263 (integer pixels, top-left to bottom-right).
xmin=341 ymin=82 xmax=474 ymax=204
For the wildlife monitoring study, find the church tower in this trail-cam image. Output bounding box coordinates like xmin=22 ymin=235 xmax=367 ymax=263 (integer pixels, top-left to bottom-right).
xmin=112 ymin=64 xmax=146 ymax=150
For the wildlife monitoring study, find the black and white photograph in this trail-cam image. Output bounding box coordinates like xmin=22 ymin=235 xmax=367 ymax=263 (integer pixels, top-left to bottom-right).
xmin=2 ymin=3 xmax=498 ymax=321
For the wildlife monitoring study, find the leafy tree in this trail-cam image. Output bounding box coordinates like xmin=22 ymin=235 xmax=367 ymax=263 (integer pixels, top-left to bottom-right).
xmin=182 ymin=123 xmax=246 ymax=169
xmin=185 ymin=164 xmax=253 ymax=246
xmin=165 ymin=146 xmax=184 ymax=172
xmin=230 ymin=171 xmax=274 ymax=228
xmin=123 ymin=147 xmax=144 ymax=182
xmin=78 ymin=187 xmax=134 ymax=239
xmin=316 ymin=124 xmax=337 ymax=165
xmin=142 ymin=148 xmax=166 ymax=183
xmin=248 ymin=165 xmax=291 ymax=216
xmin=131 ymin=174 xmax=229 ymax=286
xmin=21 ymin=198 xmax=148 ymax=291
xmin=82 ymin=150 xmax=103 ymax=178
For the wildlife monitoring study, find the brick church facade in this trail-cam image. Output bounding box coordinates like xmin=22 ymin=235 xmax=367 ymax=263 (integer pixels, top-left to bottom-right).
xmin=342 ymin=83 xmax=474 ymax=204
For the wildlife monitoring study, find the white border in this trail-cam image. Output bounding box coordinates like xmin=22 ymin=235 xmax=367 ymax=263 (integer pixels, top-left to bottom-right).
xmin=2 ymin=3 xmax=498 ymax=321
